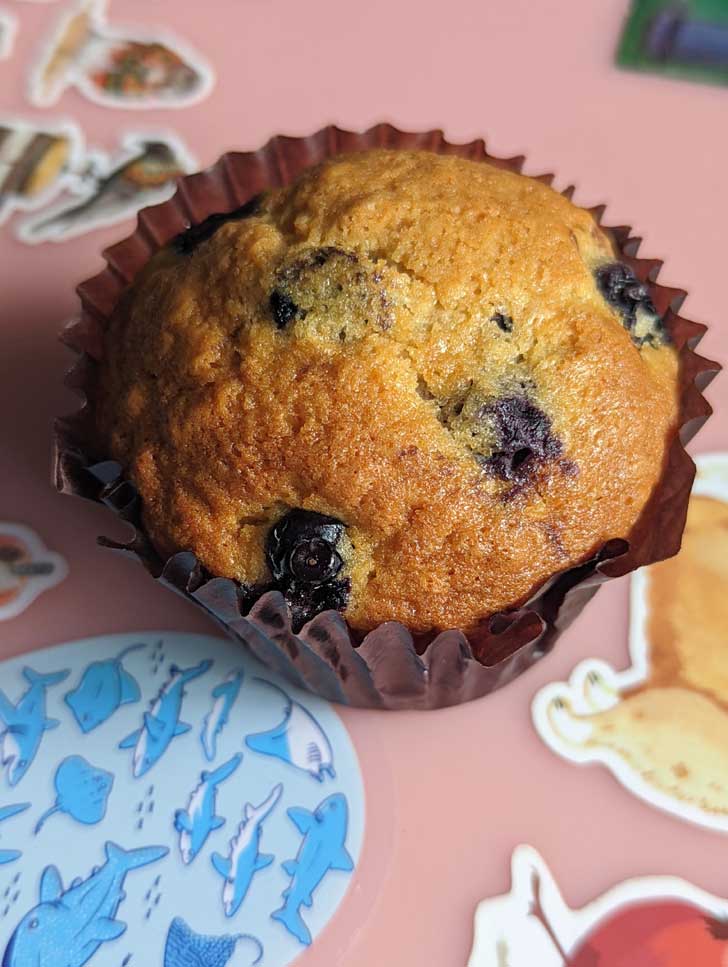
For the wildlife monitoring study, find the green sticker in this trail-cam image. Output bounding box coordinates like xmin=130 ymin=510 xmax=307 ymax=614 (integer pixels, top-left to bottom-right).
xmin=618 ymin=0 xmax=728 ymax=88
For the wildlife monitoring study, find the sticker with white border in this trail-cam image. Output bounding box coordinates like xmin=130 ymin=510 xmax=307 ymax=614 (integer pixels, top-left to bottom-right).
xmin=0 ymin=632 xmax=365 ymax=966
xmin=17 ymin=130 xmax=195 ymax=243
xmin=533 ymin=453 xmax=728 ymax=832
xmin=0 ymin=116 xmax=85 ymax=225
xmin=468 ymin=845 xmax=728 ymax=966
xmin=29 ymin=0 xmax=214 ymax=109
xmin=0 ymin=523 xmax=67 ymax=620
xmin=0 ymin=9 xmax=17 ymax=60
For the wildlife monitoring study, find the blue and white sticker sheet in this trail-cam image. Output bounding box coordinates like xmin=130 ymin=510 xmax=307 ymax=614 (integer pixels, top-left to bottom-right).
xmin=0 ymin=632 xmax=365 ymax=967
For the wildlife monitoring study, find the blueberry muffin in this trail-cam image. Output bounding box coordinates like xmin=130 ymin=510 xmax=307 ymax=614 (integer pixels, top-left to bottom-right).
xmin=97 ymin=149 xmax=679 ymax=634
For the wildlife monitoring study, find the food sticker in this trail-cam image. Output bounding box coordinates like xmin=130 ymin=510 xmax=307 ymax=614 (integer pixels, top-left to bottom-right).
xmin=17 ymin=131 xmax=195 ymax=243
xmin=0 ymin=9 xmax=17 ymax=60
xmin=0 ymin=631 xmax=365 ymax=965
xmin=468 ymin=845 xmax=728 ymax=966
xmin=0 ymin=117 xmax=84 ymax=225
xmin=533 ymin=453 xmax=728 ymax=832
xmin=30 ymin=0 xmax=214 ymax=109
xmin=0 ymin=523 xmax=67 ymax=621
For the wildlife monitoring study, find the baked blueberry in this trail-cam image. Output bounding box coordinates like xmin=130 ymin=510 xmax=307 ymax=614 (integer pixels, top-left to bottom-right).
xmin=266 ymin=509 xmax=350 ymax=629
xmin=270 ymin=290 xmax=305 ymax=328
xmin=491 ymin=313 xmax=513 ymax=333
xmin=477 ymin=395 xmax=562 ymax=482
xmin=171 ymin=193 xmax=263 ymax=255
xmin=595 ymin=262 xmax=665 ymax=347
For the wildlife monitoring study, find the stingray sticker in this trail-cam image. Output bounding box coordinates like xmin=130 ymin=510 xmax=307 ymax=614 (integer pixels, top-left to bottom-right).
xmin=17 ymin=131 xmax=195 ymax=243
xmin=0 ymin=10 xmax=17 ymax=60
xmin=0 ymin=632 xmax=365 ymax=966
xmin=30 ymin=0 xmax=213 ymax=109
xmin=468 ymin=845 xmax=728 ymax=966
xmin=534 ymin=453 xmax=728 ymax=832
xmin=0 ymin=119 xmax=84 ymax=226
xmin=0 ymin=524 xmax=67 ymax=620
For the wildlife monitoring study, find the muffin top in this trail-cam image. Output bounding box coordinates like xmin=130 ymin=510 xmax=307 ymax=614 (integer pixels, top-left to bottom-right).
xmin=98 ymin=149 xmax=679 ymax=634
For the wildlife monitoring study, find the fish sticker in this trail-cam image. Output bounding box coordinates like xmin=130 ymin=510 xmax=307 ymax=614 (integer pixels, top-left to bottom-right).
xmin=34 ymin=756 xmax=113 ymax=834
xmin=468 ymin=845 xmax=728 ymax=966
xmin=64 ymin=642 xmax=145 ymax=733
xmin=163 ymin=917 xmax=263 ymax=967
xmin=245 ymin=679 xmax=335 ymax=781
xmin=533 ymin=453 xmax=728 ymax=832
xmin=273 ymin=792 xmax=354 ymax=946
xmin=0 ymin=524 xmax=67 ymax=619
xmin=0 ymin=666 xmax=70 ymax=787
xmin=30 ymin=0 xmax=214 ymax=109
xmin=18 ymin=132 xmax=195 ymax=244
xmin=211 ymin=784 xmax=282 ymax=919
xmin=0 ymin=10 xmax=17 ymax=60
xmin=119 ymin=659 xmax=213 ymax=778
xmin=0 ymin=803 xmax=30 ymax=865
xmin=174 ymin=754 xmax=241 ymax=866
xmin=200 ymin=670 xmax=244 ymax=763
xmin=1 ymin=840 xmax=168 ymax=967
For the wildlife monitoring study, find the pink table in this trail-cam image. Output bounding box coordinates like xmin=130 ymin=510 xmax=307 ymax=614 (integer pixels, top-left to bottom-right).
xmin=2 ymin=1 xmax=727 ymax=963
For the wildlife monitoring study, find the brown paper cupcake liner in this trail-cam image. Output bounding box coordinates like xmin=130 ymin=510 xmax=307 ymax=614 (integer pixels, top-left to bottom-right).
xmin=53 ymin=123 xmax=720 ymax=709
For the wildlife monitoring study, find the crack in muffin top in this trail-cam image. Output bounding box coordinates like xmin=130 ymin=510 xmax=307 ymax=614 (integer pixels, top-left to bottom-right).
xmin=98 ymin=149 xmax=679 ymax=633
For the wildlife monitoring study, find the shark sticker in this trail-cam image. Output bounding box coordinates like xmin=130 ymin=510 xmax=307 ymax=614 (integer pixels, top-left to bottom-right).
xmin=174 ymin=754 xmax=241 ymax=866
xmin=29 ymin=0 xmax=213 ymax=109
xmin=2 ymin=840 xmax=168 ymax=967
xmin=17 ymin=131 xmax=195 ymax=243
xmin=34 ymin=756 xmax=113 ymax=834
xmin=0 ymin=804 xmax=30 ymax=866
xmin=0 ymin=632 xmax=365 ymax=965
xmin=533 ymin=453 xmax=728 ymax=832
xmin=211 ymin=783 xmax=282 ymax=918
xmin=245 ymin=679 xmax=335 ymax=782
xmin=273 ymin=792 xmax=354 ymax=946
xmin=468 ymin=845 xmax=728 ymax=967
xmin=119 ymin=659 xmax=213 ymax=778
xmin=200 ymin=670 xmax=244 ymax=763
xmin=0 ymin=666 xmax=70 ymax=787
xmin=163 ymin=917 xmax=263 ymax=967
xmin=0 ymin=10 xmax=17 ymax=60
xmin=0 ymin=524 xmax=67 ymax=620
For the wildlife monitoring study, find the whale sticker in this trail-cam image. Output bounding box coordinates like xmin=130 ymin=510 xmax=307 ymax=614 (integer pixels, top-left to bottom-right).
xmin=2 ymin=840 xmax=168 ymax=967
xmin=0 ymin=666 xmax=70 ymax=787
xmin=211 ymin=783 xmax=282 ymax=918
xmin=533 ymin=453 xmax=728 ymax=832
xmin=0 ymin=803 xmax=30 ymax=865
xmin=174 ymin=754 xmax=241 ymax=865
xmin=468 ymin=845 xmax=728 ymax=966
xmin=65 ymin=643 xmax=145 ymax=733
xmin=200 ymin=670 xmax=244 ymax=763
xmin=119 ymin=659 xmax=213 ymax=778
xmin=0 ymin=632 xmax=365 ymax=966
xmin=272 ymin=792 xmax=354 ymax=946
xmin=34 ymin=756 xmax=113 ymax=834
xmin=245 ymin=680 xmax=335 ymax=782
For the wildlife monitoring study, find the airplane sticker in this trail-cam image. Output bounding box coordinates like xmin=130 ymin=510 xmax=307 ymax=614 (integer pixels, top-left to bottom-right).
xmin=0 ymin=523 xmax=67 ymax=620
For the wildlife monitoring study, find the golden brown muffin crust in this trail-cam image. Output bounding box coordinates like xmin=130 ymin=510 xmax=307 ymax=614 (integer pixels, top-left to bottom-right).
xmin=98 ymin=149 xmax=679 ymax=633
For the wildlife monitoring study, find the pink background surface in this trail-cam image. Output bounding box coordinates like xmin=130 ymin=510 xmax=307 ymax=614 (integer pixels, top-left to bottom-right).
xmin=1 ymin=1 xmax=727 ymax=963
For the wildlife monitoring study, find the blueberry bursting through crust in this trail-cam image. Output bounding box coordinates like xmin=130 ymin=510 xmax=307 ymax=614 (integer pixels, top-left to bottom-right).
xmin=265 ymin=509 xmax=351 ymax=631
xmin=171 ymin=194 xmax=263 ymax=255
xmin=476 ymin=396 xmax=562 ymax=483
xmin=595 ymin=261 xmax=666 ymax=347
